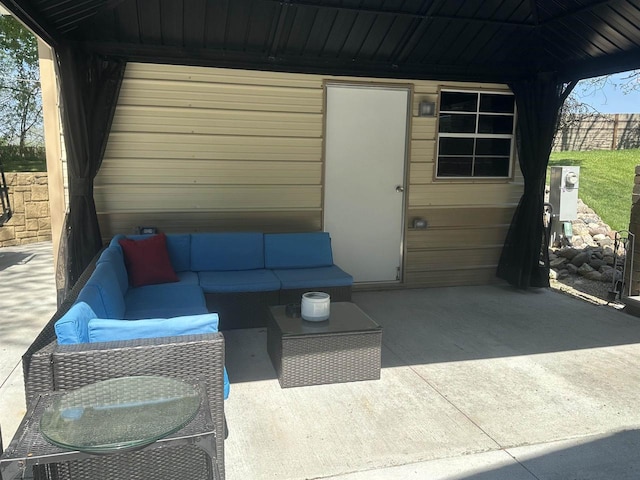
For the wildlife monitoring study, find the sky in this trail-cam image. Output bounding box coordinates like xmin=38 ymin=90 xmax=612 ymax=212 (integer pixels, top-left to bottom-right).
xmin=572 ymin=71 xmax=640 ymax=113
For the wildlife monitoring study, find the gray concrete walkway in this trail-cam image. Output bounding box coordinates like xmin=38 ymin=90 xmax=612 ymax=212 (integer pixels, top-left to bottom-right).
xmin=0 ymin=242 xmax=57 ymax=448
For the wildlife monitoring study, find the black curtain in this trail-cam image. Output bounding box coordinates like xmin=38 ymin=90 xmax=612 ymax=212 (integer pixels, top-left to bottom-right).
xmin=56 ymin=44 xmax=126 ymax=295
xmin=496 ymin=73 xmax=576 ymax=289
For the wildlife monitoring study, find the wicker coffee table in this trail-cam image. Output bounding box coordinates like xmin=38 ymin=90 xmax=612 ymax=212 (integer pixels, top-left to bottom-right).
xmin=267 ymin=302 xmax=382 ymax=388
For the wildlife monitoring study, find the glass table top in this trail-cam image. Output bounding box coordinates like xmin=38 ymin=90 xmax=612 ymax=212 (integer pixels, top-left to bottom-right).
xmin=270 ymin=302 xmax=382 ymax=336
xmin=40 ymin=376 xmax=201 ymax=454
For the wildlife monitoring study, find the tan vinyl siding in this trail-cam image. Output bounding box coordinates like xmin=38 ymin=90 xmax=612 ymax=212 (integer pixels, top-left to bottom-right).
xmin=96 ymin=63 xmax=523 ymax=287
xmin=97 ymin=63 xmax=325 ymax=240
xmin=99 ymin=211 xmax=321 ymax=235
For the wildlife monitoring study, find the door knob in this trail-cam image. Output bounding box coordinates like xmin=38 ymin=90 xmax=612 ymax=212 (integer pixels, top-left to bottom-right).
xmin=396 ymin=185 xmax=404 ymax=192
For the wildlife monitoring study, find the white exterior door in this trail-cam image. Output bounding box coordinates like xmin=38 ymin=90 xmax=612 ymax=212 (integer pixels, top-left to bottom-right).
xmin=324 ymin=84 xmax=409 ymax=283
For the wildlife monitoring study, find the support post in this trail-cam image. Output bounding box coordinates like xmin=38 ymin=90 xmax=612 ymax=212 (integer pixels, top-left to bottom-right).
xmin=628 ymin=165 xmax=640 ymax=296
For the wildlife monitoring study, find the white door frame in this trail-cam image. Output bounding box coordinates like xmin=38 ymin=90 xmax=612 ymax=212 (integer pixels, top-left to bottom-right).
xmin=322 ymin=81 xmax=411 ymax=284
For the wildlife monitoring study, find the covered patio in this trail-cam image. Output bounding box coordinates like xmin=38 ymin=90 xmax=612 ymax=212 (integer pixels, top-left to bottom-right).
xmin=2 ymin=1 xmax=640 ymax=479
xmin=222 ymin=286 xmax=640 ymax=479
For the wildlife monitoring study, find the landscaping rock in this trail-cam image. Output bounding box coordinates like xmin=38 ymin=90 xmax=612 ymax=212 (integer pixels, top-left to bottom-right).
xmin=545 ymin=194 xmax=629 ymax=289
xmin=584 ymin=271 xmax=603 ymax=281
xmin=557 ymin=247 xmax=580 ymax=259
xmin=589 ymin=259 xmax=607 ymax=269
xmin=550 ymin=257 xmax=568 ymax=268
xmin=577 ymin=263 xmax=595 ymax=276
xmin=571 ymin=251 xmax=590 ymax=266
xmin=600 ymin=268 xmax=622 ymax=284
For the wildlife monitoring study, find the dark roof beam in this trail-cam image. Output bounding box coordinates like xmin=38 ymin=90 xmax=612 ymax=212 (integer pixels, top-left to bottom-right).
xmin=267 ymin=1 xmax=290 ymax=56
xmin=528 ymin=0 xmax=539 ymax=25
xmin=83 ymin=40 xmax=528 ymax=82
xmin=559 ymin=49 xmax=640 ymax=81
xmin=392 ymin=0 xmax=449 ymax=63
xmin=40 ymin=0 xmax=127 ymax=32
xmin=2 ymin=0 xmax=63 ymax=46
xmin=265 ymin=0 xmax=537 ymax=28
xmin=539 ymin=0 xmax=624 ymax=26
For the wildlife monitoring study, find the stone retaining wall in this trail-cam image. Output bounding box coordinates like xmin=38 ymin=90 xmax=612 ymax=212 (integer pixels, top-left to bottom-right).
xmin=0 ymin=172 xmax=52 ymax=247
xmin=548 ymin=197 xmax=626 ymax=289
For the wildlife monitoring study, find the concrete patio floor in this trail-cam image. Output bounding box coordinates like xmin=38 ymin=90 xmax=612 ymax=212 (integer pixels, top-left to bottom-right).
xmin=223 ymin=286 xmax=640 ymax=480
xmin=3 ymin=243 xmax=640 ymax=479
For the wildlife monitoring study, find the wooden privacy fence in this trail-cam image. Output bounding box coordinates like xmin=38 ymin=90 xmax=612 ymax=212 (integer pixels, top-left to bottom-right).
xmin=554 ymin=113 xmax=640 ymax=152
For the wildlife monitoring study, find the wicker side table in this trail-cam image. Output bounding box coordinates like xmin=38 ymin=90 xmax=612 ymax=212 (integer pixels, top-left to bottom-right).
xmin=267 ymin=302 xmax=382 ymax=388
xmin=0 ymin=377 xmax=219 ymax=480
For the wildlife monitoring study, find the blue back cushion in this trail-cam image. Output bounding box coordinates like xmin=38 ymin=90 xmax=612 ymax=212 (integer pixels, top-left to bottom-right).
xmin=87 ymin=313 xmax=230 ymax=399
xmin=77 ymin=263 xmax=126 ymax=319
xmin=191 ymin=232 xmax=265 ymax=271
xmin=87 ymin=313 xmax=219 ymax=343
xmin=96 ymin=246 xmax=128 ymax=295
xmin=110 ymin=234 xmax=191 ymax=272
xmin=54 ymin=302 xmax=97 ymax=344
xmin=264 ymin=232 xmax=334 ymax=269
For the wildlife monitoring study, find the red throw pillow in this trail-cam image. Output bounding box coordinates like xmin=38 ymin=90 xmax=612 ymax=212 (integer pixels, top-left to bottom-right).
xmin=118 ymin=233 xmax=179 ymax=287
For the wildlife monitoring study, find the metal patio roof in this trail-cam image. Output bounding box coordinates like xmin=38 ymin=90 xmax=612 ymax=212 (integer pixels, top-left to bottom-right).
xmin=4 ymin=0 xmax=640 ymax=85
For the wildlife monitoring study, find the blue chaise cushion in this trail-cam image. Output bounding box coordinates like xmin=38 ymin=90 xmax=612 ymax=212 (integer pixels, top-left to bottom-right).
xmin=191 ymin=232 xmax=265 ymax=271
xmin=87 ymin=313 xmax=230 ymax=398
xmin=272 ymin=265 xmax=354 ymax=289
xmin=54 ymin=302 xmax=97 ymax=345
xmin=264 ymin=232 xmax=334 ymax=269
xmin=87 ymin=313 xmax=219 ymax=342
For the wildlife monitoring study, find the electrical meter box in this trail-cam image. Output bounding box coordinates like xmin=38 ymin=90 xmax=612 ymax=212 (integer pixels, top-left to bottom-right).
xmin=549 ymin=166 xmax=580 ymax=222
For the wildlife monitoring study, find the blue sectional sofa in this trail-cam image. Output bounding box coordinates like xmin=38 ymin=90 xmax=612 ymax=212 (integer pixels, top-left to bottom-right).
xmin=55 ymin=230 xmax=352 ymax=336
xmin=21 ymin=231 xmax=351 ymax=480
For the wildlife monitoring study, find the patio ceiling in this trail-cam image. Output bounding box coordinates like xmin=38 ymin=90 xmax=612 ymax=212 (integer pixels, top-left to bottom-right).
xmin=3 ymin=0 xmax=640 ymax=83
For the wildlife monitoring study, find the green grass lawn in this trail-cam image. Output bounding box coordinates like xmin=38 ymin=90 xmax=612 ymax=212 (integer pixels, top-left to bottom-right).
xmin=548 ymin=149 xmax=640 ymax=232
xmin=1 ymin=155 xmax=47 ymax=172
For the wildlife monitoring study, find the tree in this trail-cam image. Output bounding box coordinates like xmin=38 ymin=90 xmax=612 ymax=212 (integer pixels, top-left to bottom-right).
xmin=0 ymin=14 xmax=43 ymax=151
xmin=580 ymin=69 xmax=640 ymax=95
xmin=562 ymin=70 xmax=640 ymax=119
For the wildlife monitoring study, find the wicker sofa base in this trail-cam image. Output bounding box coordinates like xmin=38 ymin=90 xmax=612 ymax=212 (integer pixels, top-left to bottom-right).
xmin=205 ymin=291 xmax=279 ymax=330
xmin=278 ymin=285 xmax=352 ymax=305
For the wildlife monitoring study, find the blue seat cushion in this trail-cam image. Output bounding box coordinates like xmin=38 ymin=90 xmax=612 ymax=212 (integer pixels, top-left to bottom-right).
xmin=54 ymin=302 xmax=97 ymax=344
xmin=272 ymin=266 xmax=353 ymax=289
xmin=124 ymin=284 xmax=208 ymax=320
xmin=176 ymin=271 xmax=199 ymax=285
xmin=191 ymin=232 xmax=265 ymax=271
xmin=77 ymin=263 xmax=126 ymax=319
xmin=198 ymin=269 xmax=280 ymax=293
xmin=264 ymin=232 xmax=334 ymax=269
